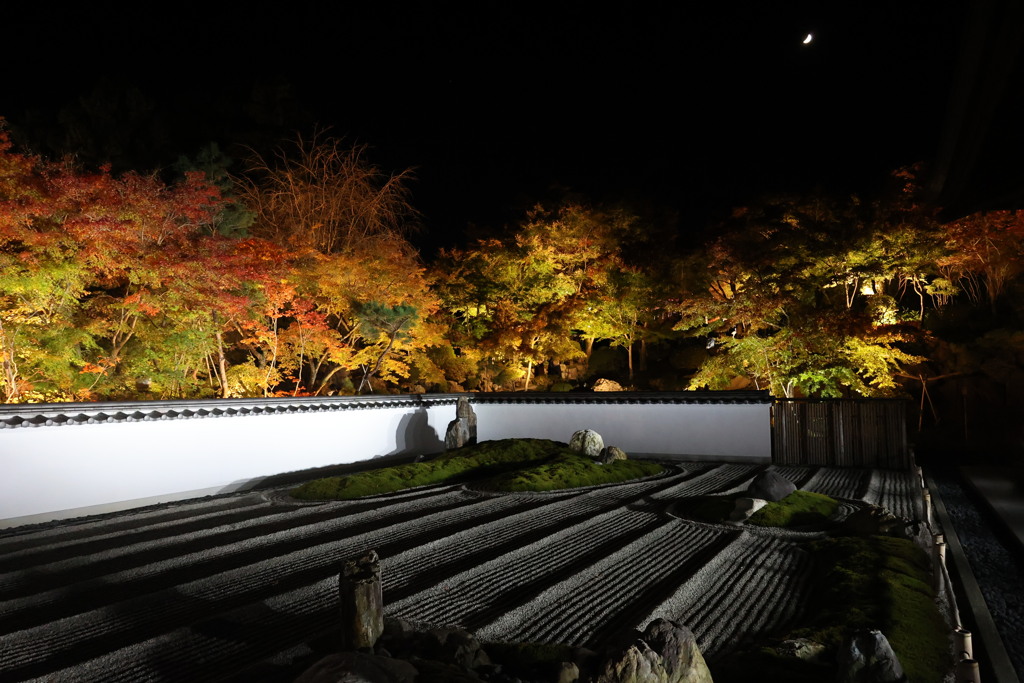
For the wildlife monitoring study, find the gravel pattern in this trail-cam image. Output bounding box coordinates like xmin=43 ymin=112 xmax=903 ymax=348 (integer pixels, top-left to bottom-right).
xmin=0 ymin=462 xmax=936 ymax=682
xmin=931 ymin=468 xmax=1024 ymax=680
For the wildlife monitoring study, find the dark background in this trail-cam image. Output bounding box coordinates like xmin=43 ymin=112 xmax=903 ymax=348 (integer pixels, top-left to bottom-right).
xmin=1 ymin=1 xmax=1020 ymax=253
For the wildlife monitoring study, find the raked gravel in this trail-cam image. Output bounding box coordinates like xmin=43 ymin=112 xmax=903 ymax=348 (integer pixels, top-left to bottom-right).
xmin=0 ymin=461 xmax=944 ymax=682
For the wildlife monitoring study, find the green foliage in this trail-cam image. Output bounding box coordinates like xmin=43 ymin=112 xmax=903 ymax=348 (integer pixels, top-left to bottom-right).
xmin=290 ymin=438 xmax=663 ymax=499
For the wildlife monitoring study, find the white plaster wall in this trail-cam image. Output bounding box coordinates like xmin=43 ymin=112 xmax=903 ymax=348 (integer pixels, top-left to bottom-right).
xmin=473 ymin=402 xmax=771 ymax=461
xmin=0 ymin=404 xmax=451 ymax=527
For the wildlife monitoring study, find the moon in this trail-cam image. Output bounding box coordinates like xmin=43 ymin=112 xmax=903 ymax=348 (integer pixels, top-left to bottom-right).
xmin=802 ymin=33 xmax=814 ymax=44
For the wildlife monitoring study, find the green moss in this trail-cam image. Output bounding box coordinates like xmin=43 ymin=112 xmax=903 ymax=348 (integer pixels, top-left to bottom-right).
xmin=290 ymin=439 xmax=663 ymax=500
xmin=747 ymin=490 xmax=839 ymax=528
xmin=484 ymin=455 xmax=662 ymax=492
xmin=777 ymin=536 xmax=949 ymax=683
xmin=674 ymin=490 xmax=838 ymax=528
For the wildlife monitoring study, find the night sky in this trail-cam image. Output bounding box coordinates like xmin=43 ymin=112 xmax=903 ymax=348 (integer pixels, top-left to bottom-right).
xmin=0 ymin=2 xmax=976 ymax=252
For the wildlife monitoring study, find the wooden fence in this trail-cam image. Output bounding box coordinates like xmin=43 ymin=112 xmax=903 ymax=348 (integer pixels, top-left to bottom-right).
xmin=772 ymin=399 xmax=911 ymax=469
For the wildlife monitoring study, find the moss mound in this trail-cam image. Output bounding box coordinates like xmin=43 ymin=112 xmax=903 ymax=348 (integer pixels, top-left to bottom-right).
xmin=747 ymin=490 xmax=839 ymax=527
xmin=714 ymin=535 xmax=950 ymax=683
xmin=290 ymin=438 xmax=663 ymax=500
xmin=675 ymin=490 xmax=839 ymax=528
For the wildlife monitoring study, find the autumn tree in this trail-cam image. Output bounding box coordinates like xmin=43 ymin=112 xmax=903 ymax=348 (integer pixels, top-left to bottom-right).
xmin=234 ymin=135 xmax=438 ymax=395
xmin=433 ymin=202 xmax=655 ymax=390
xmin=238 ymin=133 xmax=417 ymax=255
xmin=673 ymin=191 xmax=928 ymax=397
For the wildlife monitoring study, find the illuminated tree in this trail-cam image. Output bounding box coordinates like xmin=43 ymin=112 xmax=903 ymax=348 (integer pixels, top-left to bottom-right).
xmin=237 ymin=133 xmax=417 ymax=255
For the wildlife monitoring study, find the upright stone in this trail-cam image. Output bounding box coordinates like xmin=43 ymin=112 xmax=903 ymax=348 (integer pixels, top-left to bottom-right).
xmin=339 ymin=550 xmax=384 ymax=651
xmin=455 ymin=397 xmax=478 ymax=445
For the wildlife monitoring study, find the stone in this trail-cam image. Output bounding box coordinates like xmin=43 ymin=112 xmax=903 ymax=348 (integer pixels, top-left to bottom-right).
xmin=598 ymin=446 xmax=628 ymax=464
xmin=593 ymin=378 xmax=624 ymax=392
xmin=294 ymin=652 xmax=418 ymax=683
xmin=455 ymin=397 xmax=478 ymax=445
xmin=776 ymin=638 xmax=827 ymax=662
xmin=339 ymin=550 xmax=384 ymax=651
xmin=569 ymin=429 xmax=605 ymax=458
xmin=557 ymin=661 xmax=580 ymax=683
xmin=445 ymin=398 xmax=478 ymax=450
xmin=595 ymin=618 xmax=713 ymax=683
xmin=728 ymin=497 xmax=768 ymax=523
xmin=747 ymin=470 xmax=796 ymax=502
xmin=840 ymin=505 xmax=917 ymax=539
xmin=837 ymin=630 xmax=906 ymax=683
xmin=445 ymin=418 xmax=471 ymax=450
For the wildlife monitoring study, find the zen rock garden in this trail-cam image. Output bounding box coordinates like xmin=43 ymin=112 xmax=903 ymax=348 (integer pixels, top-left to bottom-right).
xmin=0 ymin=396 xmax=951 ymax=683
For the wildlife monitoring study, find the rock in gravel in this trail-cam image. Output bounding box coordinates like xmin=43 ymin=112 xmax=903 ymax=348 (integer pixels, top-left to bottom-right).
xmin=293 ymin=651 xmax=418 ymax=683
xmin=593 ymin=378 xmax=624 ymax=392
xmin=339 ymin=549 xmax=383 ymax=651
xmin=747 ymin=470 xmax=796 ymax=502
xmin=728 ymin=497 xmax=768 ymax=523
xmin=570 ymin=429 xmax=605 ymax=457
xmin=836 ymin=629 xmax=906 ymax=683
xmin=598 ymin=446 xmax=628 ymax=464
xmin=595 ymin=618 xmax=712 ymax=683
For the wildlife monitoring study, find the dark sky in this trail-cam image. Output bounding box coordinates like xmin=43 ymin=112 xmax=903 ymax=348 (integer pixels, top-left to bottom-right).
xmin=1 ymin=2 xmax=967 ymax=252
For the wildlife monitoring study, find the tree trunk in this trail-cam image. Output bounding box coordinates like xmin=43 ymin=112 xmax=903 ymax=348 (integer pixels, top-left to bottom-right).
xmin=627 ymin=343 xmax=634 ymax=382
xmin=215 ymin=329 xmax=229 ymax=398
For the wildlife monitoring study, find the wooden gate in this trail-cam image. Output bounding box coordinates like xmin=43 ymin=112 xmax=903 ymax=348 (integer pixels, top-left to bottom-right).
xmin=772 ymin=399 xmax=911 ymax=469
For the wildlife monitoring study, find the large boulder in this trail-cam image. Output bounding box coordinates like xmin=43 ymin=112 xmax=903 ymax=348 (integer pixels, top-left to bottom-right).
xmin=596 ymin=619 xmax=713 ymax=683
xmin=598 ymin=446 xmax=628 ymax=464
xmin=837 ymin=630 xmax=906 ymax=683
xmin=570 ymin=429 xmax=605 ymax=458
xmin=593 ymin=378 xmax=625 ymax=392
xmin=747 ymin=470 xmax=796 ymax=502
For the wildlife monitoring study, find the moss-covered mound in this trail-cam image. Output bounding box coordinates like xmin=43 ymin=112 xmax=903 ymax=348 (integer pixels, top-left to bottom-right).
xmin=747 ymin=490 xmax=839 ymax=527
xmin=290 ymin=439 xmax=663 ymax=500
xmin=675 ymin=490 xmax=839 ymax=528
xmin=713 ymin=535 xmax=949 ymax=683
